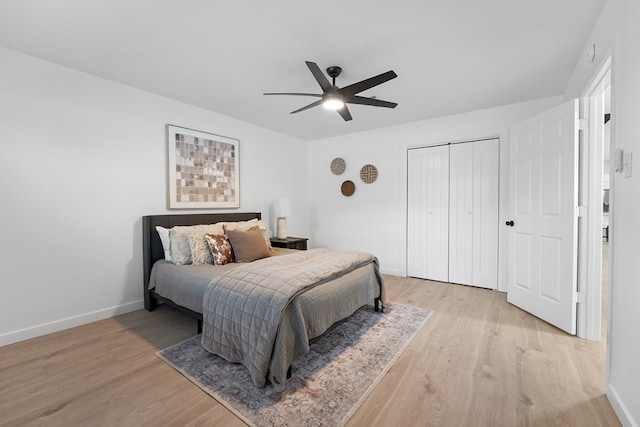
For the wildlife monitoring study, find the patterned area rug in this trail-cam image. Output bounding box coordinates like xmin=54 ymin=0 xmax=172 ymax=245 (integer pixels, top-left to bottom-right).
xmin=157 ymin=302 xmax=432 ymax=427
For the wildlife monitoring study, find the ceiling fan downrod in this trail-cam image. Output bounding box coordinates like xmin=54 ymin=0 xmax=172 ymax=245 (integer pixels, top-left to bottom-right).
xmin=326 ymin=66 xmax=342 ymax=86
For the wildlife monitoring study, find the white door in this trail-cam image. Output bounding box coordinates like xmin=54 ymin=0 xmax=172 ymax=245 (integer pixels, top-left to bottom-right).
xmin=449 ymin=143 xmax=473 ymax=285
xmin=507 ymin=99 xmax=579 ymax=334
xmin=407 ymin=145 xmax=449 ymax=281
xmin=471 ymin=139 xmax=499 ymax=288
xmin=449 ymin=139 xmax=499 ymax=289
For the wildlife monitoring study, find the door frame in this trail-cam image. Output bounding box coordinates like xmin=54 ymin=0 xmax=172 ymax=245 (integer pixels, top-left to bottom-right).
xmin=578 ymin=56 xmax=611 ymax=340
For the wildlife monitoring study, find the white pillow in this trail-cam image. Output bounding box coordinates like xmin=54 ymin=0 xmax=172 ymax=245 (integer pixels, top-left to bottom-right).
xmin=222 ymin=218 xmax=262 ymax=232
xmin=155 ymin=226 xmax=174 ymax=263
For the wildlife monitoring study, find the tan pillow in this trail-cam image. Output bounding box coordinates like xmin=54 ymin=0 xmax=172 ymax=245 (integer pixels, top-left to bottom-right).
xmin=223 ymin=219 xmax=274 ymax=253
xmin=226 ymin=226 xmax=272 ymax=263
xmin=205 ymin=234 xmax=234 ymax=265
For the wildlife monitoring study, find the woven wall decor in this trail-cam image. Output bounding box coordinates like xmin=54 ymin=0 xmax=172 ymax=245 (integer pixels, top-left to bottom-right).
xmin=341 ymin=180 xmax=356 ymax=197
xmin=330 ymin=157 xmax=346 ymax=175
xmin=360 ymin=164 xmax=378 ymax=184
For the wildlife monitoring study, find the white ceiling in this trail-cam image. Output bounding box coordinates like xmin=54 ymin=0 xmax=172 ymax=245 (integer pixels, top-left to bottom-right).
xmin=0 ymin=0 xmax=605 ymax=141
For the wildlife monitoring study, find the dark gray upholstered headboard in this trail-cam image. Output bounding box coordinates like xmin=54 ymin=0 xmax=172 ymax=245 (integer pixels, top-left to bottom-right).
xmin=142 ymin=212 xmax=261 ymax=311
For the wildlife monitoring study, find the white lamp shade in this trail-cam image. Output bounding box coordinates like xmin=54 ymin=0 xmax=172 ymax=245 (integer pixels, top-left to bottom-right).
xmin=274 ymin=198 xmax=291 ymax=218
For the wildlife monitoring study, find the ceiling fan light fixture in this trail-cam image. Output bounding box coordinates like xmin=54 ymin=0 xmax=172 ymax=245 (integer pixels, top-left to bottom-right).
xmin=323 ymin=96 xmax=345 ymax=110
xmin=264 ymin=61 xmax=397 ymax=121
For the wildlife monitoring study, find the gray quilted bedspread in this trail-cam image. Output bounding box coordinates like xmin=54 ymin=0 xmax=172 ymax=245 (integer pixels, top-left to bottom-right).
xmin=200 ymin=248 xmax=381 ymax=388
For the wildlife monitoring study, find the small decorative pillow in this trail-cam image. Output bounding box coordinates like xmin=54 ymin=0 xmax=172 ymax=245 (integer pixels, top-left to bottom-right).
xmin=205 ymin=234 xmax=234 ymax=265
xmin=188 ymin=233 xmax=213 ymax=265
xmin=226 ymin=226 xmax=272 ymax=263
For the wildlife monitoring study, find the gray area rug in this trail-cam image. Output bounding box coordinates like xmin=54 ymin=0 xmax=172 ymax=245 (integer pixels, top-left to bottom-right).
xmin=157 ymin=301 xmax=432 ymax=427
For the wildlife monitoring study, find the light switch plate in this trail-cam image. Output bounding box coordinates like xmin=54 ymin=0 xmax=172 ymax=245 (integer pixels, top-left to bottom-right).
xmin=615 ymin=149 xmax=624 ymax=172
xmin=624 ymin=151 xmax=633 ymax=178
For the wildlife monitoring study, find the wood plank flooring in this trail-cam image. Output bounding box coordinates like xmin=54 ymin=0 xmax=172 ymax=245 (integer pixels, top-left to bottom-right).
xmin=0 ymin=274 xmax=619 ymax=426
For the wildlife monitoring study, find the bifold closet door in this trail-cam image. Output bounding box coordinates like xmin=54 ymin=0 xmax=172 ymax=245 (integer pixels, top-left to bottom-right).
xmin=472 ymin=139 xmax=499 ymax=288
xmin=449 ymin=143 xmax=474 ymax=285
xmin=407 ymin=145 xmax=449 ymax=281
xmin=449 ymin=139 xmax=499 ymax=289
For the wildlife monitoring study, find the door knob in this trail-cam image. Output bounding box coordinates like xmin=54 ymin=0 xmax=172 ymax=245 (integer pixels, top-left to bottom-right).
xmin=505 ymin=220 xmax=515 ymax=227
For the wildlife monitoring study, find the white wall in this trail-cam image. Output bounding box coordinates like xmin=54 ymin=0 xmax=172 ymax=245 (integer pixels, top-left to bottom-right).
xmin=0 ymin=47 xmax=309 ymax=346
xmin=308 ymin=96 xmax=561 ymax=288
xmin=564 ymin=0 xmax=640 ymax=425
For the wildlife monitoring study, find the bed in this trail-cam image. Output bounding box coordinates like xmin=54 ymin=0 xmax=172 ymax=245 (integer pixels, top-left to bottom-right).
xmin=143 ymin=212 xmax=384 ymax=387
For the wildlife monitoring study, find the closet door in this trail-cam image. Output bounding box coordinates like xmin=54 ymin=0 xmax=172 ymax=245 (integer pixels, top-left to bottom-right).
xmin=449 ymin=143 xmax=474 ymax=285
xmin=472 ymin=139 xmax=499 ymax=289
xmin=449 ymin=139 xmax=499 ymax=288
xmin=407 ymin=145 xmax=449 ymax=281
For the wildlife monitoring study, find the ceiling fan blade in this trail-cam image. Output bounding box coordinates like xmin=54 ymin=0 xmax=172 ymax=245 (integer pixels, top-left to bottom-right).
xmin=305 ymin=61 xmax=332 ymax=92
xmin=263 ymin=92 xmax=322 ymax=97
xmin=337 ymin=105 xmax=353 ymax=121
xmin=340 ymin=70 xmax=398 ymax=96
xmin=345 ymin=95 xmax=398 ymax=109
xmin=290 ymin=99 xmax=323 ymax=114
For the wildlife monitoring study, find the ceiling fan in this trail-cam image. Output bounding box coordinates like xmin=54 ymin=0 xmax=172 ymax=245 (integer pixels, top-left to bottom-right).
xmin=264 ymin=61 xmax=398 ymax=121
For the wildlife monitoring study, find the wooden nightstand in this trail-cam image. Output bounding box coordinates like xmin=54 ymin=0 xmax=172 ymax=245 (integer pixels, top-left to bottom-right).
xmin=269 ymin=237 xmax=308 ymax=250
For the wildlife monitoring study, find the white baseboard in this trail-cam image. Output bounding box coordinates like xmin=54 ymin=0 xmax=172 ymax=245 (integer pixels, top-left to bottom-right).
xmin=607 ymin=384 xmax=638 ymax=427
xmin=379 ymin=267 xmax=403 ymax=276
xmin=0 ymin=300 xmax=144 ymax=348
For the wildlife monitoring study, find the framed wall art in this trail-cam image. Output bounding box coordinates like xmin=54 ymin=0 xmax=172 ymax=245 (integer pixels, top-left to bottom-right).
xmin=166 ymin=125 xmax=240 ymax=209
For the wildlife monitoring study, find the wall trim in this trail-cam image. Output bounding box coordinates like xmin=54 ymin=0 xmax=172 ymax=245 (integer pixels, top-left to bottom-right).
xmin=379 ymin=267 xmax=403 ymax=277
xmin=607 ymin=384 xmax=638 ymax=427
xmin=0 ymin=300 xmax=144 ymax=347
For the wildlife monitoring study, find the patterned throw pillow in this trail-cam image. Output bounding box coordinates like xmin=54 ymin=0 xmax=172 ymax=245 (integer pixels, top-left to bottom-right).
xmin=205 ymin=234 xmax=234 ymax=265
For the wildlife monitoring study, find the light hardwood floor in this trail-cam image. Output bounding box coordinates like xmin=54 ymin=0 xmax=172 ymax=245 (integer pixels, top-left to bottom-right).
xmin=0 ymin=274 xmax=619 ymax=426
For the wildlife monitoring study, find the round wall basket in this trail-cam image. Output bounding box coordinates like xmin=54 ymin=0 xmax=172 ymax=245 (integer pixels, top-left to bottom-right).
xmin=360 ymin=164 xmax=378 ymax=184
xmin=330 ymin=157 xmax=346 ymax=175
xmin=341 ymin=180 xmax=356 ymax=197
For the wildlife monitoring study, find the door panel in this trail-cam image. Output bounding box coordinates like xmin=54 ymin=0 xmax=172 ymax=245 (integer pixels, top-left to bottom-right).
xmin=514 ymin=232 xmax=532 ymax=290
xmin=507 ymin=99 xmax=579 ymax=335
xmin=407 ymin=145 xmax=449 ymax=281
xmin=541 ymin=153 xmax=562 ymax=215
xmin=540 ymin=236 xmax=562 ymax=301
xmin=515 ymin=159 xmax=533 ymax=214
xmin=449 ymin=143 xmax=473 ymax=285
xmin=425 ymin=145 xmax=450 ymax=281
xmin=407 ymin=149 xmax=428 ymax=278
xmin=472 ymin=139 xmax=499 ymax=289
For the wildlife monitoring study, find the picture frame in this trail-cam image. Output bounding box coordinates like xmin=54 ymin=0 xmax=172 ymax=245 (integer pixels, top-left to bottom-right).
xmin=166 ymin=125 xmax=240 ymax=209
